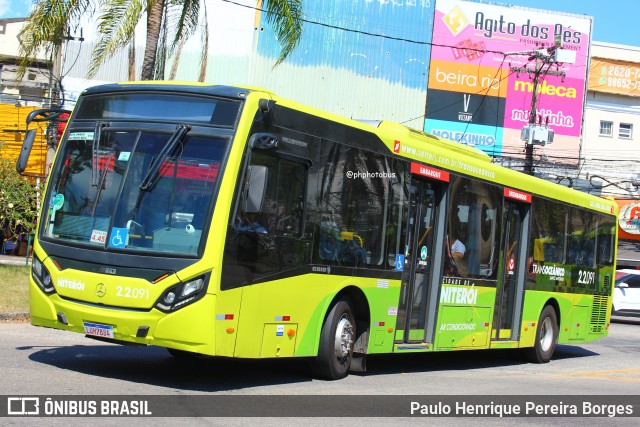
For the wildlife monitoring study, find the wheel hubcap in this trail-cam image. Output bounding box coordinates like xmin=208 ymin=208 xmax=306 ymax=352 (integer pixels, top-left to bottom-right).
xmin=334 ymin=314 xmax=354 ymax=362
xmin=540 ymin=317 xmax=554 ymax=352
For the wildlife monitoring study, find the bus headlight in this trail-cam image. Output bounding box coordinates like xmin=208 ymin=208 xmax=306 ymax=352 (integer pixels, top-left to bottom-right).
xmin=155 ymin=274 xmax=209 ymax=312
xmin=164 ymin=292 xmax=176 ymax=304
xmin=32 ymin=255 xmax=55 ymax=294
xmin=182 ymin=277 xmax=204 ymax=297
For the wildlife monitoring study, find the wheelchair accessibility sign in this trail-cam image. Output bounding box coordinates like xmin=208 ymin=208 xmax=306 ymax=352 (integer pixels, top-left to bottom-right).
xmin=395 ymin=254 xmax=404 ymax=271
xmin=108 ymin=228 xmax=128 ymax=248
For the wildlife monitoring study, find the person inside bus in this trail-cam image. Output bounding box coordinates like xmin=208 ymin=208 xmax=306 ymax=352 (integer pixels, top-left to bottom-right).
xmin=448 ymin=231 xmax=469 ymax=276
xmin=444 ymin=235 xmax=462 ymax=277
xmin=452 ymin=232 xmax=469 ymax=276
xmin=451 ymin=236 xmax=466 ymax=260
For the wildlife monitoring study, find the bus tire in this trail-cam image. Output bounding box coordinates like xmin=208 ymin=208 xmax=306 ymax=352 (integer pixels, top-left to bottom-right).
xmin=312 ymin=299 xmax=356 ymax=380
xmin=524 ymin=305 xmax=558 ymax=363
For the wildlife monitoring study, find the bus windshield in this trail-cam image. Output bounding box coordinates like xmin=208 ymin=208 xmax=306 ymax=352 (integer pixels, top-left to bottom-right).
xmin=42 ymin=126 xmax=227 ymax=256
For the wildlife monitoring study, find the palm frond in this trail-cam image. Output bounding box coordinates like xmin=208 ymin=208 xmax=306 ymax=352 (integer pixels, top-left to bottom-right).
xmin=168 ymin=37 xmax=186 ymax=80
xmin=18 ymin=0 xmax=96 ymax=78
xmin=168 ymin=0 xmax=201 ymax=52
xmin=88 ymin=0 xmax=145 ymax=78
xmin=263 ymin=0 xmax=303 ymax=66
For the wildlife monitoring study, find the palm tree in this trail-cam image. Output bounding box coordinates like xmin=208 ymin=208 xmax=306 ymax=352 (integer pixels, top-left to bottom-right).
xmin=18 ymin=0 xmax=303 ymax=81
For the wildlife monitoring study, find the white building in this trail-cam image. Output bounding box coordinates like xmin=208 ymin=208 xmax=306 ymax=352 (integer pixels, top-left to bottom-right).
xmin=0 ymin=18 xmax=51 ymax=106
xmin=579 ymin=42 xmax=640 ymax=198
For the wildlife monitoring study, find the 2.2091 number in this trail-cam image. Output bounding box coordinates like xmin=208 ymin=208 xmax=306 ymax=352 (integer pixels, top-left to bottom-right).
xmin=116 ymin=286 xmax=149 ymax=299
xmin=577 ymin=270 xmax=595 ymax=286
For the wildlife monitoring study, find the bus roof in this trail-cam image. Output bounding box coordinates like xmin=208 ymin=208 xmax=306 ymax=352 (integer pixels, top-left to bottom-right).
xmin=83 ymin=81 xmax=253 ymax=99
xmin=76 ymin=82 xmax=617 ymax=217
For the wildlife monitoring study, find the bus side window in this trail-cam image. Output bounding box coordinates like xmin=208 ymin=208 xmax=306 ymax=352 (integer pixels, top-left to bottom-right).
xmin=233 ymin=151 xmax=309 ymax=278
xmin=596 ymin=214 xmax=615 ymax=267
xmin=447 ymin=176 xmax=502 ymax=279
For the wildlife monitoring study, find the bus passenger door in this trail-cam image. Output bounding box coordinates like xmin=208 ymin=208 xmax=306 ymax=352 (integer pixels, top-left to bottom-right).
xmin=492 ymin=191 xmax=530 ymax=341
xmin=396 ymin=178 xmax=446 ymax=344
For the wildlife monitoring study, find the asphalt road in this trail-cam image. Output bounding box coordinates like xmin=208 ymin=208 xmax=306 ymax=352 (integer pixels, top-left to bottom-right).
xmin=0 ymin=316 xmax=638 ymax=426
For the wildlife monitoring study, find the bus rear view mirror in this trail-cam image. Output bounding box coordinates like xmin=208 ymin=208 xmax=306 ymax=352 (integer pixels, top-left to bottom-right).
xmin=245 ymin=165 xmax=268 ymax=214
xmin=16 ymin=129 xmax=37 ymax=174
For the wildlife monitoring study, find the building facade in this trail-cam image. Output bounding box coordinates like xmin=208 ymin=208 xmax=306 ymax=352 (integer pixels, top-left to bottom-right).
xmin=0 ymin=18 xmax=52 ymax=176
xmin=580 ymin=42 xmax=640 ymax=267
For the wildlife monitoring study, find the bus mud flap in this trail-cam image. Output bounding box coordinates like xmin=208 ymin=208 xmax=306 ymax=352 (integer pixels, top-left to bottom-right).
xmin=350 ymin=352 xmax=366 ymax=372
xmin=350 ymin=325 xmax=368 ymax=372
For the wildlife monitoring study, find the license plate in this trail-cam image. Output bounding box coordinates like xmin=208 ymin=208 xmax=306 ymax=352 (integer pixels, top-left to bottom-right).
xmin=83 ymin=322 xmax=114 ymax=339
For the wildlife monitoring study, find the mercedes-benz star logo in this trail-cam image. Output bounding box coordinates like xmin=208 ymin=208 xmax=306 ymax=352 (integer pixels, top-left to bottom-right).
xmin=96 ymin=283 xmax=106 ymax=298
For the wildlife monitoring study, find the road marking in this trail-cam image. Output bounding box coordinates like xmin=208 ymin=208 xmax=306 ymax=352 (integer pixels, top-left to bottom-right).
xmin=555 ymin=368 xmax=640 ymax=382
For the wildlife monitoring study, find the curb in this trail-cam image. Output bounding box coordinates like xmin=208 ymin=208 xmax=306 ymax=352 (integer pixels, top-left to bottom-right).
xmin=0 ymin=259 xmax=31 ymax=266
xmin=0 ymin=312 xmax=30 ymax=322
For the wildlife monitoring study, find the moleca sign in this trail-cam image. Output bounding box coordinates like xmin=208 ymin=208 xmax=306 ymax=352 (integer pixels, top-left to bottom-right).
xmin=619 ymin=202 xmax=640 ymax=235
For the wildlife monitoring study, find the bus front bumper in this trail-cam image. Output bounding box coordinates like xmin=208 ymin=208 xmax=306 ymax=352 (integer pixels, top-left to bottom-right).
xmin=29 ymin=280 xmax=217 ymax=356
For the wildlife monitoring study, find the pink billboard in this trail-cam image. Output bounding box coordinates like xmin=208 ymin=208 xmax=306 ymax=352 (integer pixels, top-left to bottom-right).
xmin=426 ymin=0 xmax=592 ymax=164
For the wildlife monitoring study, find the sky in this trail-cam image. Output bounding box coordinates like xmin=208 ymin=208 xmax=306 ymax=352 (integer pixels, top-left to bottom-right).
xmin=502 ymin=0 xmax=639 ymax=46
xmin=0 ymin=0 xmax=638 ymax=47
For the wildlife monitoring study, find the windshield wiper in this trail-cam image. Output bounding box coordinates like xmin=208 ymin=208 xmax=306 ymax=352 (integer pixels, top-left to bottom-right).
xmin=139 ymin=124 xmax=190 ymax=191
xmin=91 ymin=122 xmax=107 ymax=186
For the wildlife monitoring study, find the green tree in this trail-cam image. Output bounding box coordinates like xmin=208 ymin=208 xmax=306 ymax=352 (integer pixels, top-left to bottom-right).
xmin=0 ymin=146 xmax=39 ymax=241
xmin=19 ymin=0 xmax=303 ymax=81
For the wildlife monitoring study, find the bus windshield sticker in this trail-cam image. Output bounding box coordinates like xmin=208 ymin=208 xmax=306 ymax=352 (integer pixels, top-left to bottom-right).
xmin=90 ymin=230 xmax=107 ymax=245
xmin=48 ymin=193 xmax=64 ymax=223
xmin=108 ymin=228 xmax=128 ymax=248
xmin=52 ymin=193 xmax=64 ymax=211
xmin=118 ymin=151 xmax=131 ymax=162
xmin=395 ymin=254 xmax=405 ymax=271
xmin=68 ymin=132 xmax=94 ymax=140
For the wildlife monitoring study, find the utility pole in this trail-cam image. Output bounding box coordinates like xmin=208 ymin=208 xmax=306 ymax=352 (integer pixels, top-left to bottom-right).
xmin=45 ymin=43 xmax=63 ymax=177
xmin=45 ymin=28 xmax=83 ymax=177
xmin=509 ymin=39 xmax=572 ymax=175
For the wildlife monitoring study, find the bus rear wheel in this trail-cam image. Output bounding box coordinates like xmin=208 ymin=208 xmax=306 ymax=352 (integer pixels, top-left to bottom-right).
xmin=524 ymin=305 xmax=558 ymax=363
xmin=312 ymin=299 xmax=355 ymax=380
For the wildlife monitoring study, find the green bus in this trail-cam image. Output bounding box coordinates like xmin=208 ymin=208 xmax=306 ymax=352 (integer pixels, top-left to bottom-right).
xmin=18 ymin=82 xmax=617 ymax=380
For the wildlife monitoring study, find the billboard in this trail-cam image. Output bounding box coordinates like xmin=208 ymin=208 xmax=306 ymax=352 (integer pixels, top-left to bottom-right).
xmin=425 ymin=0 xmax=592 ymax=164
xmin=589 ymin=58 xmax=640 ymax=97
xmin=616 ymin=199 xmax=640 ymax=240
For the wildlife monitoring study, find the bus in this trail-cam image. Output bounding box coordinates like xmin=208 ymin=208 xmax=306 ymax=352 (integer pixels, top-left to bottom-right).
xmin=17 ymin=82 xmax=617 ymax=380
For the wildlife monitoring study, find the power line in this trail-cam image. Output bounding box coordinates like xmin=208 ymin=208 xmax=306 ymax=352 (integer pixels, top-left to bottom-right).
xmin=220 ymin=0 xmax=519 ymax=57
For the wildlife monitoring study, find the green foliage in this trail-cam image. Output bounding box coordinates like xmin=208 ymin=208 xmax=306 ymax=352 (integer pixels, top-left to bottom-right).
xmin=19 ymin=0 xmax=304 ymax=81
xmin=0 ymin=147 xmax=39 ymax=240
xmin=263 ymin=0 xmax=303 ymax=66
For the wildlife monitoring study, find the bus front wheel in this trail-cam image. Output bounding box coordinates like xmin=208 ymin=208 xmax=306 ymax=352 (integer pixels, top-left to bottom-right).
xmin=524 ymin=305 xmax=558 ymax=363
xmin=312 ymin=299 xmax=355 ymax=380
